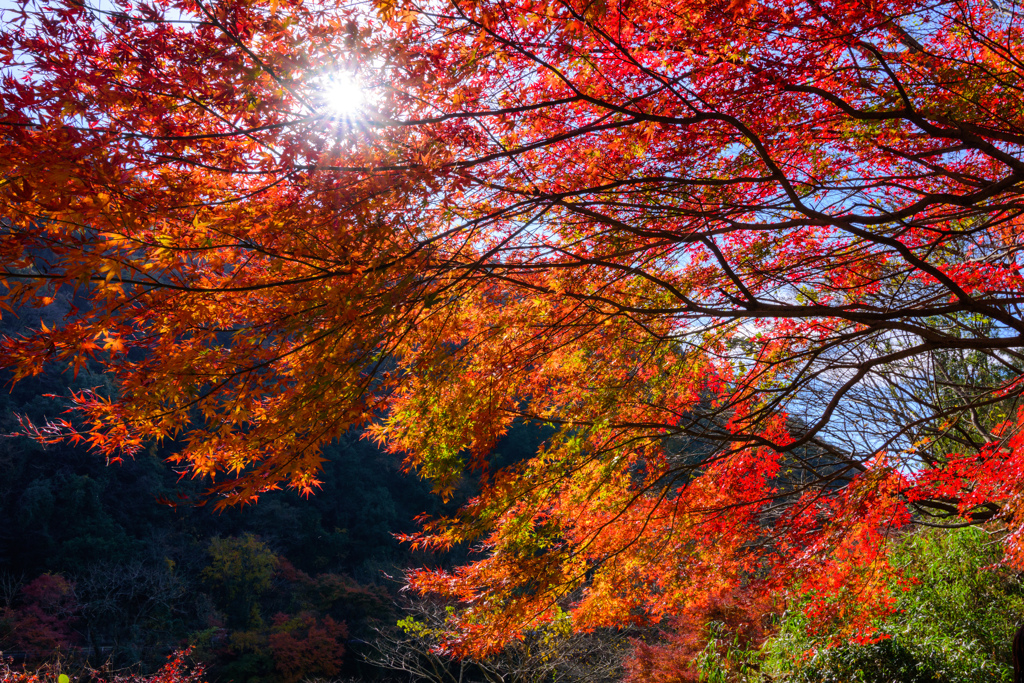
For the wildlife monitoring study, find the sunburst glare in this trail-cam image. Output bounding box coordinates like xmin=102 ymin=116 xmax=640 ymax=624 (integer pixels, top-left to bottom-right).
xmin=319 ymin=72 xmax=367 ymax=120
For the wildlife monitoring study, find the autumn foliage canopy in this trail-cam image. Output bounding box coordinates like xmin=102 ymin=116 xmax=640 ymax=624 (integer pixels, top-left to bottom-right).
xmin=4 ymin=0 xmax=1024 ymax=655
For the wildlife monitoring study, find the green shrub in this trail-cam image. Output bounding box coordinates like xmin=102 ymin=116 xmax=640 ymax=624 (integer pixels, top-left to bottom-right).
xmin=763 ymin=527 xmax=1024 ymax=683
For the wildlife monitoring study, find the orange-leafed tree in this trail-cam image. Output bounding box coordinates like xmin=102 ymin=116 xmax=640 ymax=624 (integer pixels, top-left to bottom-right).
xmin=5 ymin=0 xmax=1024 ymax=655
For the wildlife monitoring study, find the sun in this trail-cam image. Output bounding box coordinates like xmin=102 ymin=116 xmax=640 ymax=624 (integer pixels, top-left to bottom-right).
xmin=319 ymin=72 xmax=367 ymax=119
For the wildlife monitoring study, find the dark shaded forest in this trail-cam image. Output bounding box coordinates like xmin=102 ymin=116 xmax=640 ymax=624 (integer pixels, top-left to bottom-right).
xmin=0 ymin=298 xmax=552 ymax=682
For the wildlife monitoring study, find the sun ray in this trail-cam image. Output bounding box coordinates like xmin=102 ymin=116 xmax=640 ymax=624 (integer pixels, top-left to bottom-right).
xmin=319 ymin=72 xmax=366 ymax=119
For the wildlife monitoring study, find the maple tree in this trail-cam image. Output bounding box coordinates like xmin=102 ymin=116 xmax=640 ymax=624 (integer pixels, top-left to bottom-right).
xmin=4 ymin=0 xmax=1024 ymax=656
xmin=624 ymin=587 xmax=773 ymax=683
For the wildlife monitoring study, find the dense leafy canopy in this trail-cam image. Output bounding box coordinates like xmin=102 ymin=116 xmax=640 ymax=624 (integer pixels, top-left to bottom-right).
xmin=5 ymin=0 xmax=1024 ymax=655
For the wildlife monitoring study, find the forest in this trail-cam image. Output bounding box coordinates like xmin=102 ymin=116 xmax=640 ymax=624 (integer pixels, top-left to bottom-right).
xmin=5 ymin=0 xmax=1024 ymax=680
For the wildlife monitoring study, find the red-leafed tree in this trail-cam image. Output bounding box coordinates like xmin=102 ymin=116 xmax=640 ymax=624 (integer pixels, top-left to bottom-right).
xmin=624 ymin=587 xmax=773 ymax=683
xmin=1 ymin=574 xmax=79 ymax=655
xmin=267 ymin=612 xmax=347 ymax=683
xmin=4 ymin=0 xmax=1024 ymax=655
